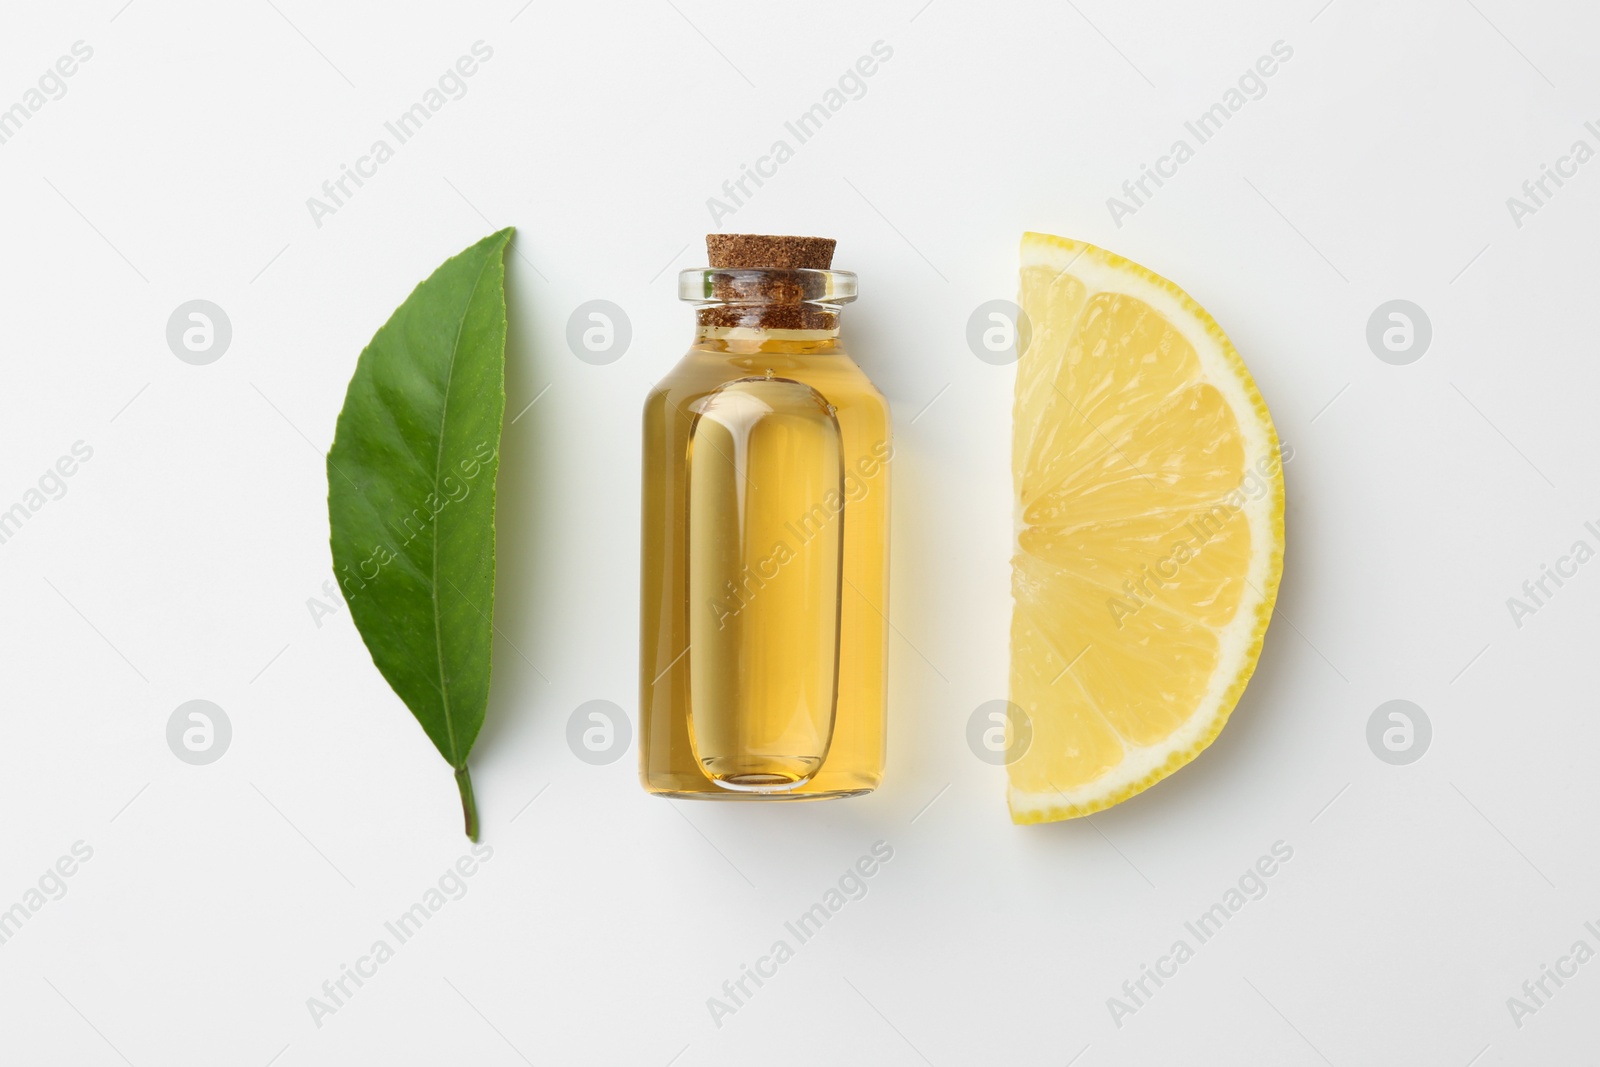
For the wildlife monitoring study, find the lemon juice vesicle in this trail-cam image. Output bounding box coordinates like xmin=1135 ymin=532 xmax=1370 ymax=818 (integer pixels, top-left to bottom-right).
xmin=639 ymin=235 xmax=890 ymax=799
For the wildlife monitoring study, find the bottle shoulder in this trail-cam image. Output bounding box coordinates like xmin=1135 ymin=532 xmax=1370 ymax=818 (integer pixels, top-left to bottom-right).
xmin=650 ymin=347 xmax=887 ymax=412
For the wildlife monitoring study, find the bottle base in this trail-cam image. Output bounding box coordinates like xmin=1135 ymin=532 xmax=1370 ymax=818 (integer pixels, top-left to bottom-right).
xmin=641 ymin=766 xmax=879 ymax=801
xmin=647 ymin=786 xmax=875 ymax=802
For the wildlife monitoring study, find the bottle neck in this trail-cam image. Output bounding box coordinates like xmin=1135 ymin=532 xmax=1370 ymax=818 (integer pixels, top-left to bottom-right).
xmin=694 ymin=304 xmax=840 ymax=332
xmin=693 ymin=322 xmax=842 ymax=353
xmin=680 ymin=267 xmax=855 ymax=338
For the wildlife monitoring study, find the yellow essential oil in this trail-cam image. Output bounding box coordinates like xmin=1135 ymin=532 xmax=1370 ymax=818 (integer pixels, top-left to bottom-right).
xmin=639 ymin=235 xmax=890 ymax=799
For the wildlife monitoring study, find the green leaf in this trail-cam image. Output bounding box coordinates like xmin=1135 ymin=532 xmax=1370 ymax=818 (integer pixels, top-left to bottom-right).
xmin=326 ymin=228 xmax=514 ymax=841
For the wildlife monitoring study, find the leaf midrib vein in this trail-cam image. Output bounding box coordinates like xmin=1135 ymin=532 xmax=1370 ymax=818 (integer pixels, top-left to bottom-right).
xmin=429 ymin=245 xmax=502 ymax=768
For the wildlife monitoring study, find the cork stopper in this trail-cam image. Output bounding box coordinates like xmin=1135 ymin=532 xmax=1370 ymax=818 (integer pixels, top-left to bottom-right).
xmin=707 ymin=234 xmax=836 ymax=270
xmin=699 ymin=234 xmax=840 ymax=331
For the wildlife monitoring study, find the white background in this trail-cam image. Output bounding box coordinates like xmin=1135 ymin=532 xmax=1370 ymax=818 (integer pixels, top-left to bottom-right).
xmin=1 ymin=0 xmax=1597 ymax=1063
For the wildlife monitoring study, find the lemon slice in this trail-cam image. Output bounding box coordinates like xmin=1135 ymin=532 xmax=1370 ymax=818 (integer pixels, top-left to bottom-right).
xmin=1008 ymin=233 xmax=1285 ymax=824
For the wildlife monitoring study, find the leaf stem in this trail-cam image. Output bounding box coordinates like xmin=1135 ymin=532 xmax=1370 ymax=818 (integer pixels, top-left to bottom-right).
xmin=455 ymin=766 xmax=480 ymax=842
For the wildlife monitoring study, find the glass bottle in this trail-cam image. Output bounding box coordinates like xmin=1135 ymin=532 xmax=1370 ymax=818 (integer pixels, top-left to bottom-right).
xmin=639 ymin=235 xmax=890 ymax=799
